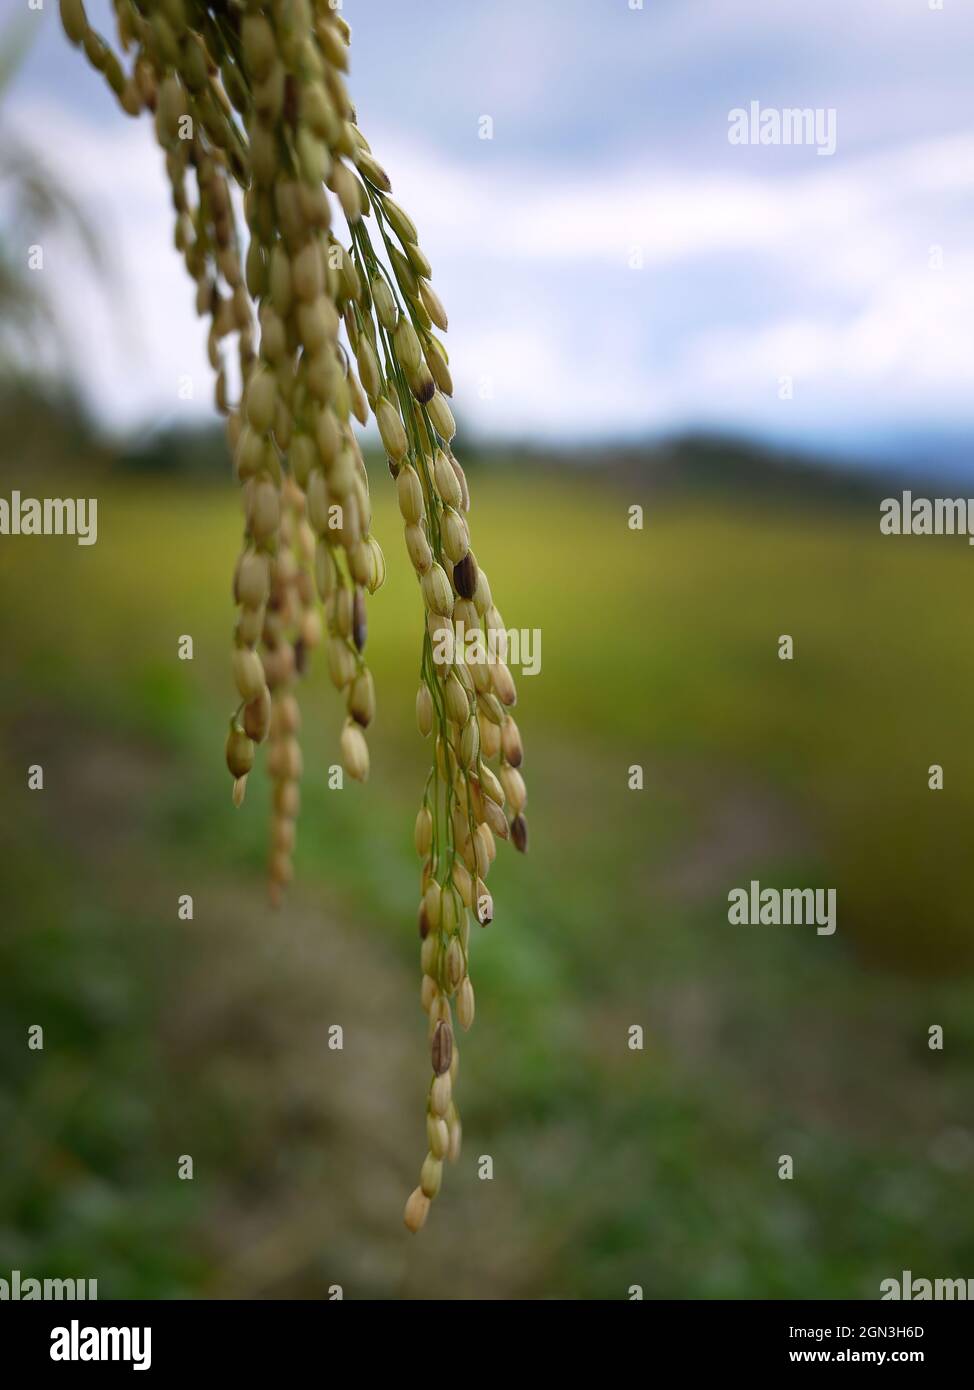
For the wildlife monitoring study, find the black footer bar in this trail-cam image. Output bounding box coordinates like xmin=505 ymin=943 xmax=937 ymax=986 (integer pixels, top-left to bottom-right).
xmin=1 ymin=1298 xmax=965 ymax=1374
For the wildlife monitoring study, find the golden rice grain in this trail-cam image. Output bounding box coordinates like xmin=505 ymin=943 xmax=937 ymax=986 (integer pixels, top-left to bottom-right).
xmin=66 ymin=0 xmax=530 ymax=1232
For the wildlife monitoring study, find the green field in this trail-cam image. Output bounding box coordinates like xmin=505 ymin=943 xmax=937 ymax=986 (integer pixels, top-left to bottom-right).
xmin=2 ymin=465 xmax=973 ymax=1298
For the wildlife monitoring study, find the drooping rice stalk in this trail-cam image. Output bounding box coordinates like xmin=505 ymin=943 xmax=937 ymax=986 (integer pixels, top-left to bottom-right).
xmin=61 ymin=0 xmax=528 ymax=1229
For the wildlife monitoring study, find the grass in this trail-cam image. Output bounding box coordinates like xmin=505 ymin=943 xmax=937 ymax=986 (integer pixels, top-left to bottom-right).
xmin=1 ymin=464 xmax=973 ymax=1297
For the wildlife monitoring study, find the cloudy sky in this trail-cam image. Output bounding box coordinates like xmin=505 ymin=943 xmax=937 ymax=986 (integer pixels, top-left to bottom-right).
xmin=9 ymin=0 xmax=974 ymax=467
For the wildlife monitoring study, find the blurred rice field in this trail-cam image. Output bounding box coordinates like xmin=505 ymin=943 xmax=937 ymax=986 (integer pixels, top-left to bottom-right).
xmin=1 ymin=466 xmax=973 ymax=1298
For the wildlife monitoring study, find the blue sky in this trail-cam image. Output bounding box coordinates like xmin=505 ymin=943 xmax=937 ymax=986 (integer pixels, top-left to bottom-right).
xmin=9 ymin=0 xmax=974 ymax=467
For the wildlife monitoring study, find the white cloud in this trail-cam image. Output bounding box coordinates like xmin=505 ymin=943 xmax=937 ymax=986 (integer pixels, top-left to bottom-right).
xmin=6 ymin=89 xmax=974 ymax=446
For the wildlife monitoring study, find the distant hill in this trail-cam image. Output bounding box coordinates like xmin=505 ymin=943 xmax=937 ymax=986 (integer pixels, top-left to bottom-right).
xmin=0 ymin=377 xmax=964 ymax=506
xmin=495 ymin=432 xmax=908 ymax=511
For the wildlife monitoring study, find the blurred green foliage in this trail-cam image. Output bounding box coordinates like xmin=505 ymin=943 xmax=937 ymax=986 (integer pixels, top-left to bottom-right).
xmin=1 ymin=413 xmax=972 ymax=1298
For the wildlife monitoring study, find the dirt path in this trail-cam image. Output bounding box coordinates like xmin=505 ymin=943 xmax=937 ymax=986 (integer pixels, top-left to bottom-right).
xmin=4 ymin=706 xmax=539 ymax=1298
